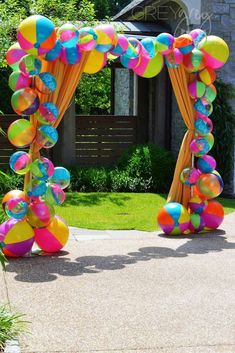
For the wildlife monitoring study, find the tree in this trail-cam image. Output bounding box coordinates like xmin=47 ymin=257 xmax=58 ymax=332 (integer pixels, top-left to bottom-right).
xmin=93 ymin=0 xmax=110 ymax=19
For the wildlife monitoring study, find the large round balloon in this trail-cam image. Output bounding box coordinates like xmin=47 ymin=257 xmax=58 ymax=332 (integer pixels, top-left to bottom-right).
xmin=17 ymin=15 xmax=56 ymax=56
xmin=95 ymin=24 xmax=117 ymax=53
xmin=8 ymin=119 xmax=36 ymax=148
xmin=49 ymin=167 xmax=70 ymax=189
xmin=200 ymin=35 xmax=229 ymax=69
xmin=36 ymin=125 xmax=58 ymax=149
xmin=34 ymin=216 xmax=69 ymax=253
xmin=9 ymin=151 xmax=31 ymax=175
xmin=133 ymin=52 xmax=164 ymax=78
xmin=35 ymin=102 xmax=59 ymax=125
xmin=58 ymin=23 xmax=79 ymax=48
xmin=6 ymin=42 xmax=26 ymax=71
xmin=11 ymin=88 xmax=40 ymax=116
xmin=27 ymin=201 xmax=55 ymax=228
xmin=35 ymin=72 xmax=57 ymax=94
xmin=31 ymin=157 xmax=54 ymax=181
xmin=19 ymin=54 xmax=42 ymax=76
xmin=0 ymin=219 xmax=34 ymax=257
xmin=2 ymin=190 xmax=28 ymax=212
xmin=202 ymin=200 xmax=224 ymax=230
xmin=196 ymin=155 xmax=216 ymax=174
xmin=5 ymin=198 xmax=28 ymax=220
xmin=196 ymin=171 xmax=224 ymax=199
xmin=156 ymin=33 xmax=174 ymax=55
xmin=83 ymin=49 xmax=107 ymax=74
xmin=157 ymin=202 xmax=190 ymax=235
xmin=8 ymin=71 xmax=31 ymax=92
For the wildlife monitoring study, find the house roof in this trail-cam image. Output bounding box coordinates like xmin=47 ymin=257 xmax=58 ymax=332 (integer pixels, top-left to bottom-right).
xmin=113 ymin=0 xmax=150 ymax=20
xmin=112 ymin=21 xmax=170 ymax=37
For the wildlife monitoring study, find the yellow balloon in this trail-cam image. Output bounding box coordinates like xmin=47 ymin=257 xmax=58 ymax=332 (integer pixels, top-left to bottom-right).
xmin=83 ymin=49 xmax=107 ymax=74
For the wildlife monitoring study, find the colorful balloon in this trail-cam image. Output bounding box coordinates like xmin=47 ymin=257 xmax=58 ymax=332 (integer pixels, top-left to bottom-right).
xmin=188 ymin=80 xmax=206 ymax=99
xmin=120 ymin=54 xmax=140 ymax=69
xmin=8 ymin=71 xmax=31 ymax=91
xmin=34 ymin=216 xmax=69 ymax=253
xmin=125 ymin=38 xmax=142 ymax=59
xmin=31 ymin=157 xmax=54 ymax=181
xmin=190 ymin=29 xmax=207 ymax=49
xmin=35 ymin=125 xmax=58 ymax=149
xmin=58 ymin=23 xmax=79 ymax=48
xmin=2 ymin=190 xmax=28 ymax=212
xmin=180 ymin=167 xmax=201 ymax=186
xmin=196 ymin=171 xmax=224 ymax=199
xmin=194 ymin=117 xmax=213 ymax=136
xmin=45 ymin=40 xmax=62 ymax=61
xmin=141 ymin=37 xmax=157 ymax=58
xmin=188 ymin=195 xmax=207 ymax=215
xmin=202 ymin=84 xmax=217 ymax=103
xmin=188 ymin=213 xmax=205 ymax=233
xmin=156 ymin=33 xmax=174 ymax=55
xmin=95 ymin=24 xmax=117 ymax=53
xmin=6 ymin=42 xmax=26 ymax=71
xmin=60 ymin=45 xmax=81 ymax=65
xmin=5 ymin=198 xmax=28 ymax=220
xmin=198 ymin=67 xmax=216 ymax=85
xmin=45 ymin=184 xmax=65 ymax=205
xmin=8 ymin=119 xmax=36 ymax=148
xmin=27 ymin=201 xmax=55 ymax=228
xmin=202 ymin=200 xmax=224 ymax=230
xmin=35 ymin=102 xmax=59 ymax=125
xmin=194 ymin=98 xmax=213 ymax=116
xmin=83 ymin=49 xmax=107 ymax=74
xmin=196 ymin=155 xmax=216 ymax=173
xmin=9 ymin=151 xmax=31 ymax=175
xmin=190 ymin=136 xmax=212 ymax=157
xmin=49 ymin=167 xmax=70 ymax=189
xmin=78 ymin=27 xmax=97 ymax=52
xmin=35 ymin=72 xmax=57 ymax=94
xmin=183 ymin=48 xmax=205 ymax=73
xmin=200 ymin=35 xmax=229 ymax=69
xmin=157 ymin=202 xmax=190 ymax=235
xmin=133 ymin=51 xmax=164 ymax=78
xmin=0 ymin=219 xmax=34 ymax=257
xmin=11 ymin=88 xmax=40 ymax=116
xmin=175 ymin=34 xmax=194 ymax=54
xmin=165 ymin=48 xmax=183 ymax=68
xmin=19 ymin=54 xmax=42 ymax=76
xmin=17 ymin=15 xmax=56 ymax=56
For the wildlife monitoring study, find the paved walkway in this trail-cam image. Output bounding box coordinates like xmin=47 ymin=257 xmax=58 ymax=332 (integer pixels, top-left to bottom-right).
xmin=1 ymin=213 xmax=235 ymax=353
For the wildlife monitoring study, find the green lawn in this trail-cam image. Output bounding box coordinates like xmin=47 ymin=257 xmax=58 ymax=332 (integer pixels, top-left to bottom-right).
xmin=55 ymin=193 xmax=235 ymax=232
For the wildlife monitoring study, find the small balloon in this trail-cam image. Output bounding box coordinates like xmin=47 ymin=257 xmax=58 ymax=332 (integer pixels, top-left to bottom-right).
xmin=27 ymin=179 xmax=47 ymax=198
xmin=180 ymin=167 xmax=201 ymax=186
xmin=27 ymin=200 xmax=55 ymax=228
xmin=49 ymin=167 xmax=70 ymax=189
xmin=31 ymin=157 xmax=54 ymax=181
xmin=9 ymin=151 xmax=31 ymax=175
xmin=6 ymin=42 xmax=27 ymax=71
xmin=19 ymin=54 xmax=42 ymax=76
xmin=45 ymin=40 xmax=62 ymax=61
xmin=60 ymin=45 xmax=81 ymax=65
xmin=58 ymin=23 xmax=79 ymax=48
xmin=36 ymin=125 xmax=58 ymax=149
xmin=5 ymin=198 xmax=28 ymax=220
xmin=8 ymin=71 xmax=31 ymax=91
xmin=45 ymin=184 xmax=65 ymax=205
xmin=35 ymin=102 xmax=59 ymax=125
xmin=11 ymin=88 xmax=40 ymax=116
xmin=78 ymin=27 xmax=97 ymax=52
xmin=35 ymin=72 xmax=57 ymax=94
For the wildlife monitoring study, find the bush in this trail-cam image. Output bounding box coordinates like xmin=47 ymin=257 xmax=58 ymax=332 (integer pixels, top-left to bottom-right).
xmin=70 ymin=144 xmax=175 ymax=193
xmin=117 ymin=144 xmax=176 ymax=192
xmin=0 ymin=171 xmax=23 ymax=195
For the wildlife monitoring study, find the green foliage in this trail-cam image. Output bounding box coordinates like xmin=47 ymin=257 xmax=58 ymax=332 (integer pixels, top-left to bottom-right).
xmin=76 ymin=68 xmax=111 ymax=114
xmin=78 ymin=0 xmax=96 ymax=22
xmin=0 ymin=305 xmax=28 ymax=350
xmin=69 ymin=144 xmax=176 ymax=192
xmin=93 ymin=0 xmax=110 ymax=19
xmin=211 ymin=79 xmax=235 ymax=186
xmin=0 ymin=170 xmax=23 ymax=195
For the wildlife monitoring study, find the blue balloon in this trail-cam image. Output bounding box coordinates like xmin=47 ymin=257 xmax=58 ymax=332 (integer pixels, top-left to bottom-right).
xmin=50 ymin=167 xmax=70 ymax=189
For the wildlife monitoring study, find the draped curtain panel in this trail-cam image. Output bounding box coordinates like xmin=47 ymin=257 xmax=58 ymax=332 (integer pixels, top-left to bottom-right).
xmin=24 ymin=52 xmax=90 ymax=191
xmin=167 ymin=65 xmax=195 ymax=207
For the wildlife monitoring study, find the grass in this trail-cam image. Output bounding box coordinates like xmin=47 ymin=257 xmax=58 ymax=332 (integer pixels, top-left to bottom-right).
xmin=55 ymin=193 xmax=235 ymax=232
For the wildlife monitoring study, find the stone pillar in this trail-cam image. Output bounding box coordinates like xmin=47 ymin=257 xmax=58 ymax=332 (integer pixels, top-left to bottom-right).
xmin=53 ymin=98 xmax=76 ymax=167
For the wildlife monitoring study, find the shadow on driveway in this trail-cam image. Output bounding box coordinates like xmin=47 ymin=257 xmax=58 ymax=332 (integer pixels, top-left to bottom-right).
xmin=5 ymin=230 xmax=235 ymax=283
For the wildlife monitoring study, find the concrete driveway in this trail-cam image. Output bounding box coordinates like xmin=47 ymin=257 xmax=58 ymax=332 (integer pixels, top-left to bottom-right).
xmin=1 ymin=212 xmax=235 ymax=353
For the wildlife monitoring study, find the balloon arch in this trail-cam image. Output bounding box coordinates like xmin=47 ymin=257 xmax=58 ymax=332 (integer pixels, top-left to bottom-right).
xmin=0 ymin=15 xmax=229 ymax=257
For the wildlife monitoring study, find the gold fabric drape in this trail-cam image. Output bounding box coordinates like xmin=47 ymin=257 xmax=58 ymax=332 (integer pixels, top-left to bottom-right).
xmin=167 ymin=64 xmax=195 ymax=207
xmin=24 ymin=52 xmax=90 ymax=191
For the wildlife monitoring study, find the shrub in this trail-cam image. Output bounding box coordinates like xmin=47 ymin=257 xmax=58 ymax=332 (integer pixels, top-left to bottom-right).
xmin=0 ymin=171 xmax=23 ymax=195
xmin=0 ymin=305 xmax=28 ymax=350
xmin=70 ymin=167 xmax=110 ymax=192
xmin=117 ymin=144 xmax=176 ymax=192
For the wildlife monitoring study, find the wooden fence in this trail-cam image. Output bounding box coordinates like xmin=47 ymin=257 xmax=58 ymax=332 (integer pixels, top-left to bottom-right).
xmin=0 ymin=115 xmax=138 ymax=167
xmin=75 ymin=115 xmax=137 ymax=166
